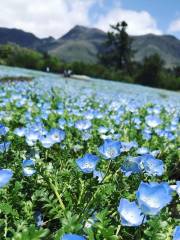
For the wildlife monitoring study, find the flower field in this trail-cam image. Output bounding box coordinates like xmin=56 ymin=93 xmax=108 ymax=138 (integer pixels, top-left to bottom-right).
xmin=0 ymin=65 xmax=179 ymax=240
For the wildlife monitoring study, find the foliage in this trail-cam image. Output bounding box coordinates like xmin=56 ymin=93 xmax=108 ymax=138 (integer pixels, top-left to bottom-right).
xmin=0 ymin=43 xmax=180 ymax=90
xmin=135 ymin=53 xmax=165 ymax=87
xmin=99 ymin=21 xmax=134 ymax=72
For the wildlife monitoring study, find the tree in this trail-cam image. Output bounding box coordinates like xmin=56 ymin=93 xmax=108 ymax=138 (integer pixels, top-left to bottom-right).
xmin=135 ymin=54 xmax=165 ymax=87
xmin=99 ymin=21 xmax=134 ymax=72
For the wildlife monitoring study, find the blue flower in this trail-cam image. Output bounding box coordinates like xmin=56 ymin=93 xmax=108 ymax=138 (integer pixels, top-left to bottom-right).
xmin=0 ymin=124 xmax=8 ymax=135
xmin=120 ymin=156 xmax=142 ymax=177
xmin=14 ymin=127 xmax=26 ymax=137
xmin=176 ymin=181 xmax=180 ymax=197
xmin=98 ymin=126 xmax=108 ymax=134
xmin=93 ymin=170 xmax=104 ymax=182
xmin=39 ymin=135 xmax=54 ymax=148
xmin=121 ymin=141 xmax=138 ymax=152
xmin=136 ymin=147 xmax=149 ymax=155
xmin=58 ymin=119 xmax=67 ymax=129
xmin=145 ymin=115 xmax=162 ymax=128
xmin=61 ymin=234 xmax=86 ymax=240
xmin=22 ymin=159 xmax=36 ymax=176
xmin=140 ymin=154 xmax=164 ymax=176
xmin=25 ymin=130 xmax=39 ymax=146
xmin=0 ymin=142 xmax=11 ymax=153
xmin=118 ymin=198 xmax=145 ymax=227
xmin=49 ymin=128 xmax=65 ymax=143
xmin=34 ymin=210 xmax=43 ymax=227
xmin=0 ymin=169 xmax=13 ymax=188
xmin=136 ymin=182 xmax=172 ymax=215
xmin=98 ymin=139 xmax=121 ymax=159
xmin=76 ymin=154 xmax=99 ymax=173
xmin=173 ymin=226 xmax=180 ymax=240
xmin=82 ymin=132 xmax=91 ymax=141
xmin=75 ymin=120 xmax=92 ymax=131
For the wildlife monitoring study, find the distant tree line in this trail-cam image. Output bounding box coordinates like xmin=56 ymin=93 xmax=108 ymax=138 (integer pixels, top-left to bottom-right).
xmin=0 ymin=23 xmax=180 ymax=91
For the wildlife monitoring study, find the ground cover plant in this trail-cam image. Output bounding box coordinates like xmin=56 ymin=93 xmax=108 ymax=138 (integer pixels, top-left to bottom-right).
xmin=0 ymin=66 xmax=179 ymax=240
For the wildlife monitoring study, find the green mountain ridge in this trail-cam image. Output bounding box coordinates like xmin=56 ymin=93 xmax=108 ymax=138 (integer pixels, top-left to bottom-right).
xmin=0 ymin=25 xmax=180 ymax=67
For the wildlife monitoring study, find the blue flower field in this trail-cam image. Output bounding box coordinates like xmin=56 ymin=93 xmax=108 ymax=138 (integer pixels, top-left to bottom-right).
xmin=0 ymin=65 xmax=179 ymax=240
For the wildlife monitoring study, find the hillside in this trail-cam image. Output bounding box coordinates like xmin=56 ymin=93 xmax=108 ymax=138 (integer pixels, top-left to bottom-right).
xmin=0 ymin=27 xmax=55 ymax=50
xmin=48 ymin=25 xmax=180 ymax=67
xmin=0 ymin=25 xmax=180 ymax=67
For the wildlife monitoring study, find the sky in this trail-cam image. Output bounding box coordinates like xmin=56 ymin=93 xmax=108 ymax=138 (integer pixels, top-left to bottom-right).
xmin=0 ymin=0 xmax=180 ymax=39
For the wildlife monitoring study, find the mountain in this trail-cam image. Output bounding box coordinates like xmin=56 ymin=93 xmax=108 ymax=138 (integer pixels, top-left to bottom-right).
xmin=48 ymin=25 xmax=180 ymax=67
xmin=0 ymin=27 xmax=55 ymax=50
xmin=1 ymin=25 xmax=180 ymax=67
xmin=132 ymin=34 xmax=180 ymax=67
xmin=47 ymin=25 xmax=106 ymax=64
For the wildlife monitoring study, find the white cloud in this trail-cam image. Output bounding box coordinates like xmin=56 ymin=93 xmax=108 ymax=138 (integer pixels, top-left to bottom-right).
xmin=95 ymin=8 xmax=162 ymax=35
xmin=0 ymin=0 xmax=162 ymax=38
xmin=168 ymin=18 xmax=180 ymax=32
xmin=0 ymin=0 xmax=95 ymax=38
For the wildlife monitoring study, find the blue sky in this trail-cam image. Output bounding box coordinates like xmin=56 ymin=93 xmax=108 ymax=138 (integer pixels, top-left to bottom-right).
xmin=89 ymin=0 xmax=180 ymax=38
xmin=120 ymin=0 xmax=180 ymax=35
xmin=1 ymin=0 xmax=180 ymax=38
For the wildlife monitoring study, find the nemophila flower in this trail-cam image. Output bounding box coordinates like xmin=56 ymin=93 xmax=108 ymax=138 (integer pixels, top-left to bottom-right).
xmin=113 ymin=133 xmax=121 ymax=140
xmin=73 ymin=144 xmax=83 ymax=152
xmin=14 ymin=127 xmax=26 ymax=137
xmin=173 ymin=226 xmax=180 ymax=240
xmin=150 ymin=150 xmax=160 ymax=157
xmin=84 ymin=109 xmax=95 ymax=120
xmin=76 ymin=154 xmax=99 ymax=173
xmin=85 ymin=217 xmax=95 ymax=228
xmin=120 ymin=156 xmax=141 ymax=177
xmin=49 ymin=128 xmax=65 ymax=143
xmin=98 ymin=126 xmax=108 ymax=134
xmin=142 ymin=129 xmax=152 ymax=140
xmin=25 ymin=130 xmax=39 ymax=146
xmin=140 ymin=154 xmax=164 ymax=176
xmin=153 ymin=106 xmax=161 ymax=115
xmin=0 ymin=141 xmax=11 ymax=153
xmin=137 ymin=147 xmax=149 ymax=155
xmin=41 ymin=112 xmax=50 ymax=120
xmin=94 ymin=110 xmax=103 ymax=119
xmin=61 ymin=234 xmax=86 ymax=240
xmin=85 ymin=212 xmax=97 ymax=228
xmin=58 ymin=119 xmax=67 ymax=129
xmin=75 ymin=119 xmax=92 ymax=131
xmin=162 ymin=130 xmax=175 ymax=141
xmin=100 ymin=134 xmax=111 ymax=140
xmin=136 ymin=182 xmax=172 ymax=215
xmin=98 ymin=139 xmax=121 ymax=159
xmin=22 ymin=159 xmax=36 ymax=176
xmin=93 ymin=170 xmax=104 ymax=182
xmin=118 ymin=198 xmax=145 ymax=227
xmin=82 ymin=131 xmax=91 ymax=141
xmin=39 ymin=135 xmax=54 ymax=148
xmin=110 ymin=128 xmax=115 ymax=134
xmin=0 ymin=169 xmax=13 ymax=188
xmin=132 ymin=117 xmax=141 ymax=125
xmin=121 ymin=141 xmax=138 ymax=152
xmin=0 ymin=124 xmax=8 ymax=135
xmin=176 ymin=181 xmax=180 ymax=197
xmin=145 ymin=115 xmax=162 ymax=128
xmin=34 ymin=210 xmax=43 ymax=227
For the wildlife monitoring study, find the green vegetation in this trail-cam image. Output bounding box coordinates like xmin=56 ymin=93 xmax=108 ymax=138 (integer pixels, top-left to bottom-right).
xmin=0 ymin=28 xmax=180 ymax=90
xmin=99 ymin=21 xmax=134 ymax=72
xmin=0 ymin=44 xmax=61 ymax=72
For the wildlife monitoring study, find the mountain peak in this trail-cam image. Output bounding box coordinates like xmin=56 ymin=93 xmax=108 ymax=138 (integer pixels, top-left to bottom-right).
xmin=60 ymin=25 xmax=106 ymax=41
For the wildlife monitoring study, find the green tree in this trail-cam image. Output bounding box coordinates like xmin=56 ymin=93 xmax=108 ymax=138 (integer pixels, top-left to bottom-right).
xmin=100 ymin=21 xmax=134 ymax=72
xmin=135 ymin=54 xmax=165 ymax=87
